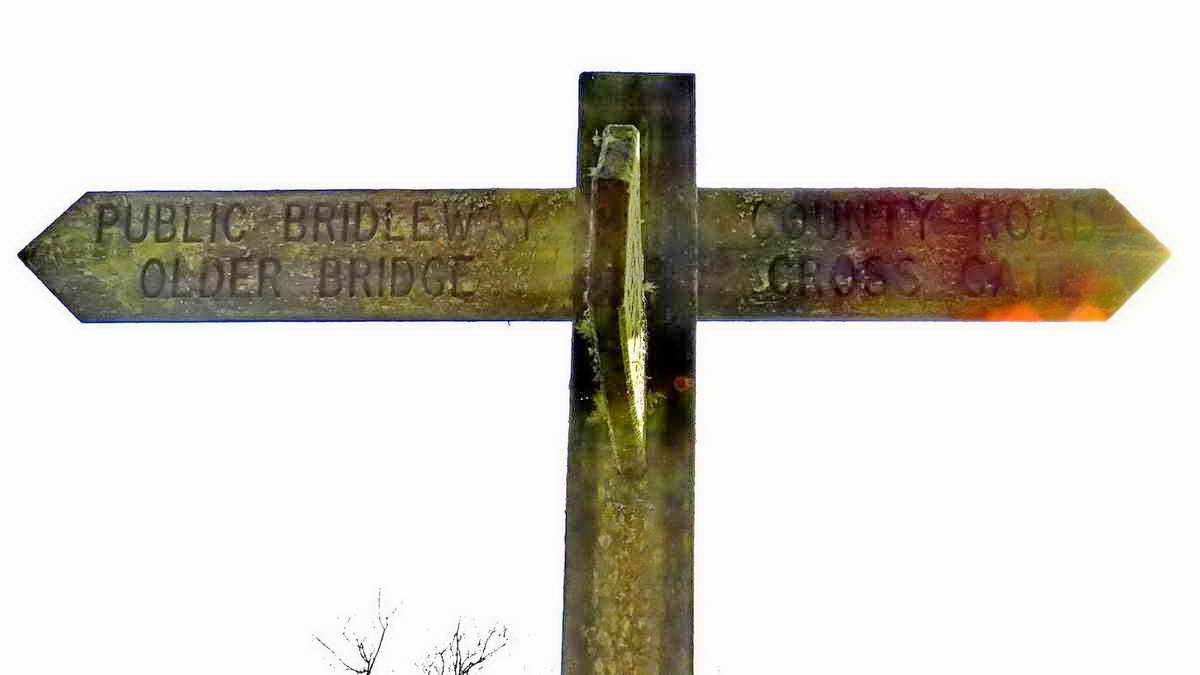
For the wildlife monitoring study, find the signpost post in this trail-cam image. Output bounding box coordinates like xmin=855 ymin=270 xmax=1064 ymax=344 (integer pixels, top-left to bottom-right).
xmin=18 ymin=72 xmax=1169 ymax=675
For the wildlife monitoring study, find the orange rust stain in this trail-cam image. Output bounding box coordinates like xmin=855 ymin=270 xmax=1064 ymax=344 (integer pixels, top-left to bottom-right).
xmin=1066 ymin=303 xmax=1108 ymax=321
xmin=985 ymin=303 xmax=1043 ymax=321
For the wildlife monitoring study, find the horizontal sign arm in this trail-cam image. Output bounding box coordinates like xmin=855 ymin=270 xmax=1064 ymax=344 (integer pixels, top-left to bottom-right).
xmin=20 ymin=188 xmax=1166 ymax=322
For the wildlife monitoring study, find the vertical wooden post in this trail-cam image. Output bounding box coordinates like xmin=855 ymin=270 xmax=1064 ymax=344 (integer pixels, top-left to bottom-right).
xmin=563 ymin=73 xmax=697 ymax=675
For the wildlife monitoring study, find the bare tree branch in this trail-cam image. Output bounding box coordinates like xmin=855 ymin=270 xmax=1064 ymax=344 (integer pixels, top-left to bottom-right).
xmin=314 ymin=590 xmax=397 ymax=675
xmin=314 ymin=633 xmax=367 ymax=675
xmin=419 ymin=620 xmax=509 ymax=675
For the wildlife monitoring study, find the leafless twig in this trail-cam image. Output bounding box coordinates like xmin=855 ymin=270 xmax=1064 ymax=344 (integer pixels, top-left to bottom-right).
xmin=419 ymin=620 xmax=509 ymax=675
xmin=314 ymin=589 xmax=397 ymax=675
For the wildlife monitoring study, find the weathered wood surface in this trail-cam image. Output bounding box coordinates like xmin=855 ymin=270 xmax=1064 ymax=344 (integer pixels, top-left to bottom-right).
xmin=21 ymin=189 xmax=1165 ymax=322
xmin=563 ymin=73 xmax=697 ymax=675
xmin=19 ymin=189 xmax=575 ymax=322
xmin=699 ymin=188 xmax=1167 ymax=321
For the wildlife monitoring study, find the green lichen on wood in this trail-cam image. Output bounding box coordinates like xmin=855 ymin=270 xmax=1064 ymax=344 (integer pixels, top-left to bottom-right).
xmin=19 ymin=188 xmax=1167 ymax=323
xmin=698 ymin=188 xmax=1169 ymax=321
xmin=564 ymin=72 xmax=697 ymax=675
xmin=20 ymin=190 xmax=575 ymax=322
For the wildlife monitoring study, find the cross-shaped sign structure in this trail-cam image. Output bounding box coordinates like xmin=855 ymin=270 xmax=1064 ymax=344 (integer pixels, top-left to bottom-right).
xmin=18 ymin=72 xmax=1169 ymax=674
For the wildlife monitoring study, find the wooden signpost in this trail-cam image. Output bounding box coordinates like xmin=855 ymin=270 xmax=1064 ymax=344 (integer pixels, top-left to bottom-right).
xmin=18 ymin=72 xmax=1169 ymax=674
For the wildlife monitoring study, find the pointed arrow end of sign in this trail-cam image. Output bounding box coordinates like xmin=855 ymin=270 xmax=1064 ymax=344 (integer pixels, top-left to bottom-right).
xmin=964 ymin=189 xmax=1169 ymax=322
xmin=1083 ymin=190 xmax=1170 ymax=322
xmin=17 ymin=215 xmax=50 ymax=269
xmin=18 ymin=194 xmax=97 ymax=323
